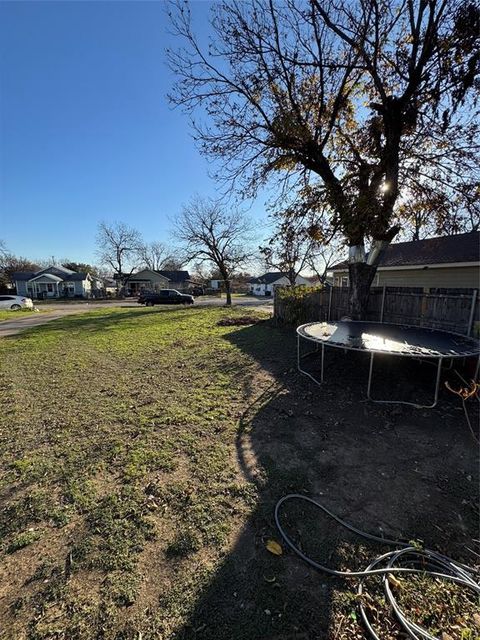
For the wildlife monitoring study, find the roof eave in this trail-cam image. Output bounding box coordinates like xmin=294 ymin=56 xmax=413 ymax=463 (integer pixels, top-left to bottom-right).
xmin=333 ymin=260 xmax=480 ymax=273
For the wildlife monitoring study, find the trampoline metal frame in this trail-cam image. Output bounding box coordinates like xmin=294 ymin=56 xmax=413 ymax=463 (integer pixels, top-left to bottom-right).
xmin=297 ymin=322 xmax=480 ymax=409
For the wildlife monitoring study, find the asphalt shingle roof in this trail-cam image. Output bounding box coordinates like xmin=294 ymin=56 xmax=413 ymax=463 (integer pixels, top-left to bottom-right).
xmin=12 ymin=267 xmax=90 ymax=282
xmin=12 ymin=272 xmax=36 ymax=281
xmin=156 ymin=270 xmax=190 ymax=282
xmin=331 ymin=231 xmax=480 ymax=270
xmin=249 ymin=272 xmax=290 ymax=285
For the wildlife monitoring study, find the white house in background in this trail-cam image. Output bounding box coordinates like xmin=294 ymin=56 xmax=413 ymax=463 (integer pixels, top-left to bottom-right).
xmin=13 ymin=265 xmax=101 ymax=299
xmin=248 ymin=272 xmax=310 ymax=296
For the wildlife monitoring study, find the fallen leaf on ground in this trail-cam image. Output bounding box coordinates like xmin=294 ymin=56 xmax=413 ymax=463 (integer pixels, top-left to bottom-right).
xmin=388 ymin=575 xmax=403 ymax=590
xmin=266 ymin=540 xmax=283 ymax=556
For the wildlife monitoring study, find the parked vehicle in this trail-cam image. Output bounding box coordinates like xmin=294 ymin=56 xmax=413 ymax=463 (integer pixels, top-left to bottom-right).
xmin=138 ymin=290 xmax=194 ymax=306
xmin=0 ymin=295 xmax=34 ymax=310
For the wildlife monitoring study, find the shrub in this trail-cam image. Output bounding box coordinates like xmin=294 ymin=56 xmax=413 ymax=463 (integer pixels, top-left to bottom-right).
xmin=275 ymin=285 xmax=324 ymax=326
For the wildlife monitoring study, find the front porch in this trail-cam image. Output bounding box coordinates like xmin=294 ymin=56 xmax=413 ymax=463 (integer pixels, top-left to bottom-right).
xmin=26 ymin=274 xmax=76 ymax=299
xmin=124 ymin=270 xmax=171 ymax=295
xmin=127 ymin=280 xmax=154 ymax=295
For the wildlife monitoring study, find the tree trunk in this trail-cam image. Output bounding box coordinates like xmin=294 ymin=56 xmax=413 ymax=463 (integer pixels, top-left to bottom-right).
xmin=225 ymin=279 xmax=232 ymax=306
xmin=347 ymin=234 xmax=396 ymax=320
xmin=348 ymin=262 xmax=377 ymax=320
xmin=287 ymin=268 xmax=296 ymax=287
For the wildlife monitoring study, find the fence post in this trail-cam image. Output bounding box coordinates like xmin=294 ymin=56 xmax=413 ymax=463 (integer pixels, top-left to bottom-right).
xmin=327 ymin=285 xmax=333 ymax=321
xmin=380 ymin=286 xmax=386 ymax=322
xmin=419 ymin=288 xmax=428 ymax=327
xmin=467 ymin=289 xmax=478 ymax=336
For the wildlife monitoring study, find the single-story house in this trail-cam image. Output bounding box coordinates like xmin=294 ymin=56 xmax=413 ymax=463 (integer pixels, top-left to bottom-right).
xmin=158 ymin=270 xmax=196 ymax=292
xmin=13 ymin=265 xmax=101 ymax=299
xmin=330 ymin=231 xmax=480 ymax=289
xmin=126 ymin=269 xmax=197 ymax=294
xmin=248 ymin=272 xmax=310 ymax=296
xmin=102 ymin=278 xmax=118 ymax=296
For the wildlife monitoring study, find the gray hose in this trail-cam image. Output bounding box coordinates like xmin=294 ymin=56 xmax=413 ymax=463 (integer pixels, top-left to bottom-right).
xmin=274 ymin=494 xmax=480 ymax=640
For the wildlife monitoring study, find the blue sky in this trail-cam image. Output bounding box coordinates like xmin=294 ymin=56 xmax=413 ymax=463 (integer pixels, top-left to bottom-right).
xmin=0 ymin=1 xmax=267 ymax=264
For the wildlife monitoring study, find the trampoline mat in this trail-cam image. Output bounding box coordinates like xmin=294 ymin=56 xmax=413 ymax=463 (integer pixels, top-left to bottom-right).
xmin=297 ymin=321 xmax=480 ymax=358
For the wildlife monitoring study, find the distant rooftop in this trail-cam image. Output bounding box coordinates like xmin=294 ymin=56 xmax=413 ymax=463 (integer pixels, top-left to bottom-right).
xmin=156 ymin=270 xmax=190 ymax=282
xmin=249 ymin=272 xmax=289 ymax=285
xmin=12 ymin=265 xmax=90 ymax=281
xmin=331 ymin=231 xmax=480 ymax=270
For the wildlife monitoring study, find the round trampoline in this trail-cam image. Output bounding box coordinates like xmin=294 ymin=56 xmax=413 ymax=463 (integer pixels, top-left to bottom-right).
xmin=296 ymin=320 xmax=480 ymax=408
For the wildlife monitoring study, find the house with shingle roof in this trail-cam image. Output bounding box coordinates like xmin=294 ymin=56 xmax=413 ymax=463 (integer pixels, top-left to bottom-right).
xmin=13 ymin=265 xmax=102 ymax=299
xmin=330 ymin=231 xmax=480 ymax=289
xmin=126 ymin=269 xmax=198 ymax=294
xmin=248 ymin=272 xmax=309 ymax=296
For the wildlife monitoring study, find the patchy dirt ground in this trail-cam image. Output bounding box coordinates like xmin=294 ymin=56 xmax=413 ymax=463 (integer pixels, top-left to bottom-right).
xmin=187 ymin=327 xmax=479 ymax=640
xmin=0 ymin=307 xmax=478 ymax=639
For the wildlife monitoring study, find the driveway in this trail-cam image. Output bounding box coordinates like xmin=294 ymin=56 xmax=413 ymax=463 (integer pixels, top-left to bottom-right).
xmin=0 ymin=297 xmax=273 ymax=337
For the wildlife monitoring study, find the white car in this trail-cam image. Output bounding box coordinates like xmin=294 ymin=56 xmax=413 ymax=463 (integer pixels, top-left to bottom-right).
xmin=0 ymin=295 xmax=34 ymax=310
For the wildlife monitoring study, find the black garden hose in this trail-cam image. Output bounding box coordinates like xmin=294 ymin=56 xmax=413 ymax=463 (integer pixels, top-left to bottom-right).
xmin=275 ymin=494 xmax=480 ymax=640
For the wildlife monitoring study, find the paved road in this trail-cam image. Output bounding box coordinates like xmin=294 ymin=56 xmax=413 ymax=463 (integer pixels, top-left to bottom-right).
xmin=0 ymin=297 xmax=273 ymax=338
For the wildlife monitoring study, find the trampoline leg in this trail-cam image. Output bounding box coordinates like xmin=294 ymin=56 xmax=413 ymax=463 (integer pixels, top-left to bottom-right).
xmin=367 ymin=354 xmax=443 ymax=409
xmin=367 ymin=353 xmax=374 ymax=401
xmin=321 ymin=343 xmax=325 ymax=383
xmin=431 ymin=358 xmax=442 ymax=408
xmin=297 ymin=334 xmax=323 ymax=387
xmin=475 ymin=356 xmax=480 ymax=382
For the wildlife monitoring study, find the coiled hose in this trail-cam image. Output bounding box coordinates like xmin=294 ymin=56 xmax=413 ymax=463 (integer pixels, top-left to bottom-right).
xmin=275 ymin=494 xmax=480 ymax=640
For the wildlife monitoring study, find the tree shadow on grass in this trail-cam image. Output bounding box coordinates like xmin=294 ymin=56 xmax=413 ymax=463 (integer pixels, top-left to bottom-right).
xmin=173 ymin=321 xmax=479 ymax=639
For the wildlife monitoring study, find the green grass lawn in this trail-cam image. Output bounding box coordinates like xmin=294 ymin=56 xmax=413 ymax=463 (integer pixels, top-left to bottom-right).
xmin=0 ymin=306 xmax=477 ymax=640
xmin=0 ymin=306 xmax=276 ymax=639
xmin=0 ymin=309 xmax=40 ymax=322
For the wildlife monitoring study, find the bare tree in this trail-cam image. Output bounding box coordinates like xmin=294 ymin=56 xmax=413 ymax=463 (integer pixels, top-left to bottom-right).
xmin=174 ymin=196 xmax=253 ymax=305
xmin=161 ymin=255 xmax=185 ymax=271
xmin=260 ymin=210 xmax=321 ymax=286
xmin=0 ymin=253 xmax=40 ymax=290
xmin=189 ymin=260 xmax=210 ymax=283
xmin=396 ymin=179 xmax=480 ymax=241
xmin=96 ymin=222 xmax=143 ymax=291
xmin=137 ymin=241 xmax=170 ymax=271
xmin=168 ymin=0 xmax=480 ymax=318
xmin=60 ymin=260 xmax=98 ymax=275
xmin=307 ymin=238 xmax=347 ymax=284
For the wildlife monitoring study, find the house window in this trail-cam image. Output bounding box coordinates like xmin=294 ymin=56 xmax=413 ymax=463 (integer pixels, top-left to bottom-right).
xmin=341 ymin=276 xmax=349 ymax=287
xmin=47 ymin=283 xmax=54 ymax=292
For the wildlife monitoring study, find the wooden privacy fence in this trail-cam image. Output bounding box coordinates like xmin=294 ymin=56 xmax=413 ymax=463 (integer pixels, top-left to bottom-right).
xmin=274 ymin=286 xmax=480 ymax=336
